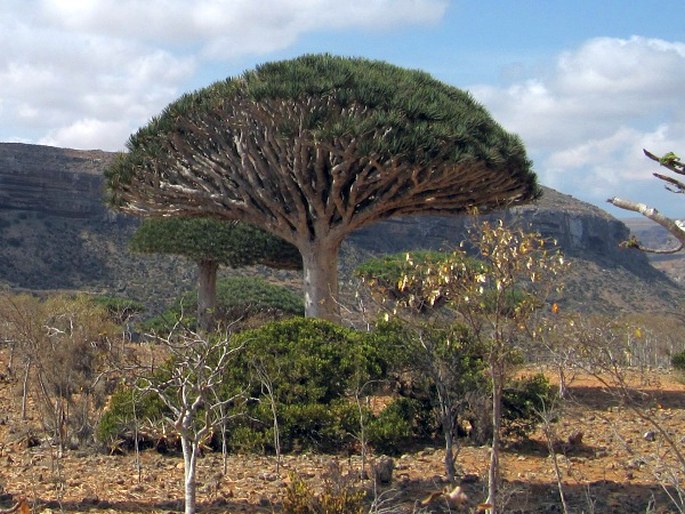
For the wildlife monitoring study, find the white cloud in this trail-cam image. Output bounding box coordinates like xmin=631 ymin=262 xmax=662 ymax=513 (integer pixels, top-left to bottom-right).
xmin=39 ymin=0 xmax=448 ymax=58
xmin=0 ymin=4 xmax=196 ymax=150
xmin=470 ymin=36 xmax=685 ymax=218
xmin=39 ymin=118 xmax=132 ymax=151
xmin=1 ymin=0 xmax=447 ymax=150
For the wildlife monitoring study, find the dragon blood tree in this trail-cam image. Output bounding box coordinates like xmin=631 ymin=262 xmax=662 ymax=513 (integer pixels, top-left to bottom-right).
xmin=107 ymin=54 xmax=539 ymax=321
xmin=130 ymin=217 xmax=300 ymax=331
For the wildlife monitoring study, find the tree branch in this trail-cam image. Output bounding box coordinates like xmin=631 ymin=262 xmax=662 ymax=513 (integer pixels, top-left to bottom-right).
xmin=607 ymin=196 xmax=685 ymax=250
xmin=644 ymin=149 xmax=685 ymax=176
xmin=654 ymin=173 xmax=685 ymax=194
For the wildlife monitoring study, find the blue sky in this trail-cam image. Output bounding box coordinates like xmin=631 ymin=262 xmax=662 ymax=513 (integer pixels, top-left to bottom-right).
xmin=2 ymin=1 xmax=685 ymax=219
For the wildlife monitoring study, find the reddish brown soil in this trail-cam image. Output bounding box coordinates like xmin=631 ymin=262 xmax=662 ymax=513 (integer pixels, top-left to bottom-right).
xmin=0 ymin=361 xmax=683 ymax=513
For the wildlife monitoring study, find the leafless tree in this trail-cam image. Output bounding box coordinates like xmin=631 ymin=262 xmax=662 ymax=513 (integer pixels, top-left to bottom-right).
xmin=138 ymin=329 xmax=245 ymax=514
xmin=547 ymin=313 xmax=685 ymax=513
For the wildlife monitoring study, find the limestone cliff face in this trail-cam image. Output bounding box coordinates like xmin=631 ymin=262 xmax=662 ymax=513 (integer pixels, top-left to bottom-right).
xmin=0 ymin=143 xmax=195 ymax=307
xmin=0 ymin=143 xmax=113 ymax=217
xmin=500 ymin=187 xmax=660 ymax=278
xmin=348 ymin=187 xmax=650 ymax=271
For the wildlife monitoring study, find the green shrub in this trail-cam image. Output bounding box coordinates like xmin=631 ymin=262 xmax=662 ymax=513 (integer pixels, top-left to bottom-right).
xmin=376 ymin=321 xmax=552 ymax=444
xmin=502 ymin=373 xmax=557 ymax=438
xmin=371 ymin=320 xmax=487 ymax=446
xmin=227 ymin=425 xmax=269 ymax=454
xmin=140 ymin=276 xmax=303 ymax=333
xmin=225 ymin=318 xmax=389 ymax=453
xmin=92 ymin=295 xmax=145 ymax=323
xmin=96 ymin=384 xmax=168 ymax=452
xmin=367 ymin=397 xmax=419 ymax=455
xmin=283 ymin=463 xmax=365 ymax=514
xmin=98 ymin=318 xmax=391 ymax=456
xmin=671 ymin=350 xmax=685 ymax=371
xmin=672 ymin=350 xmax=685 ymax=383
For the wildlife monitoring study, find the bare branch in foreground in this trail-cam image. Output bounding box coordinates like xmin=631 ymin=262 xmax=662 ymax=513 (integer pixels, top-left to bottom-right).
xmin=607 ymin=197 xmax=685 ymax=252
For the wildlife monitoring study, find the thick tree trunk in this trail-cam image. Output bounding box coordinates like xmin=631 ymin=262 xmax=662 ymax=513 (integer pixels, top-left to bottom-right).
xmin=197 ymin=259 xmax=218 ymax=332
xmin=299 ymin=241 xmax=340 ymax=321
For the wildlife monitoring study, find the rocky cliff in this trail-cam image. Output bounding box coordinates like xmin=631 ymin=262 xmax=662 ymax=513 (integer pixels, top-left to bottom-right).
xmin=0 ymin=143 xmax=111 ymax=217
xmin=0 ymin=143 xmax=196 ymax=308
xmin=0 ymin=142 xmax=681 ymax=315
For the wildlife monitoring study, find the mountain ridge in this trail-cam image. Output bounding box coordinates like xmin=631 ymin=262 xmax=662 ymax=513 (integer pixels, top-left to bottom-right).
xmin=0 ymin=142 xmax=681 ymax=316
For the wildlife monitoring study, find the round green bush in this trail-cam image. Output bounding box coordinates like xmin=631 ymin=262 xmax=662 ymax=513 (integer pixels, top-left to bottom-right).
xmin=225 ymin=317 xmax=390 ymax=453
xmin=671 ymin=350 xmax=685 ymax=371
xmin=367 ymin=397 xmax=420 ymax=455
xmin=96 ymin=385 xmax=168 ymax=452
xmin=502 ymin=373 xmax=557 ymax=438
xmin=672 ymin=350 xmax=685 ymax=384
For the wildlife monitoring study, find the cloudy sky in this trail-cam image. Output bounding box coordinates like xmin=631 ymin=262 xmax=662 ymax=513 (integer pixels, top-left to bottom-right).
xmin=2 ymin=1 xmax=685 ymax=218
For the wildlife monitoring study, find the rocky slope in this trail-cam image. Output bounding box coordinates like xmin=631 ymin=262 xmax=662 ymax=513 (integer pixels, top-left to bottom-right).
xmin=0 ymin=142 xmax=681 ymax=316
xmin=344 ymin=187 xmax=682 ymax=314
xmin=0 ymin=143 xmax=197 ymax=309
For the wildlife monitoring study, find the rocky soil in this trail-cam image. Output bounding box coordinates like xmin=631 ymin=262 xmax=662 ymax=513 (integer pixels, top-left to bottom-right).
xmin=0 ymin=348 xmax=683 ymax=514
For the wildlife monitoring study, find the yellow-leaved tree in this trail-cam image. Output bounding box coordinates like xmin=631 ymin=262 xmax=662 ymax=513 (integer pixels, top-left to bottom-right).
xmin=363 ymin=220 xmax=567 ymax=513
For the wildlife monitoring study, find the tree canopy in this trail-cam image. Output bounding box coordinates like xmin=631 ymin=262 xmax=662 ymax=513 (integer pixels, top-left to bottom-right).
xmin=107 ymin=54 xmax=539 ymax=320
xmin=129 ymin=217 xmax=301 ymax=269
xmin=130 ymin=217 xmax=300 ymax=331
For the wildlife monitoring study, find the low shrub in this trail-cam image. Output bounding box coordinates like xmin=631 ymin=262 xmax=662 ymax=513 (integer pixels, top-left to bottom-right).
xmin=282 ymin=462 xmax=365 ymax=514
xmin=672 ymin=350 xmax=685 ymax=371
xmin=672 ymin=350 xmax=685 ymax=383
xmin=502 ymin=373 xmax=557 ymax=438
xmin=92 ymin=295 xmax=146 ymax=324
xmin=96 ymin=384 xmax=169 ymax=452
xmin=225 ymin=317 xmax=390 ymax=453
xmin=140 ymin=276 xmax=303 ymax=333
xmin=367 ymin=397 xmax=420 ymax=455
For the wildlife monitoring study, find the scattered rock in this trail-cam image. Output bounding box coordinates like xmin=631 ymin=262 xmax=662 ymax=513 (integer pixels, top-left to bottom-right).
xmin=643 ymin=430 xmax=656 ymax=442
xmin=81 ymin=496 xmax=99 ymax=506
xmin=552 ymin=430 xmax=584 ymax=453
xmin=372 ymin=457 xmax=394 ymax=484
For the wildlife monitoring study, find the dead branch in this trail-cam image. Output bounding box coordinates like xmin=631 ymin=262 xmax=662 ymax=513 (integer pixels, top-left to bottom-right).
xmin=607 ymin=197 xmax=685 ymax=249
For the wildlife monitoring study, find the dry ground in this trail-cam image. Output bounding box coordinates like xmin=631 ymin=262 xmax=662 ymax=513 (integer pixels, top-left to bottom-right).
xmin=0 ymin=354 xmax=683 ymax=513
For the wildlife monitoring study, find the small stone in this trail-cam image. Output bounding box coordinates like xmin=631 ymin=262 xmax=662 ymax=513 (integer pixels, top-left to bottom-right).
xmin=461 ymin=474 xmax=479 ymax=484
xmin=643 ymin=430 xmax=656 ymax=442
xmin=372 ymin=457 xmax=394 ymax=484
xmin=626 ymin=458 xmax=645 ymax=470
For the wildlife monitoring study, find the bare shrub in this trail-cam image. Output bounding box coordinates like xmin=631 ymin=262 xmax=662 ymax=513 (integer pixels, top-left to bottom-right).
xmin=0 ymin=293 xmax=120 ymax=450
